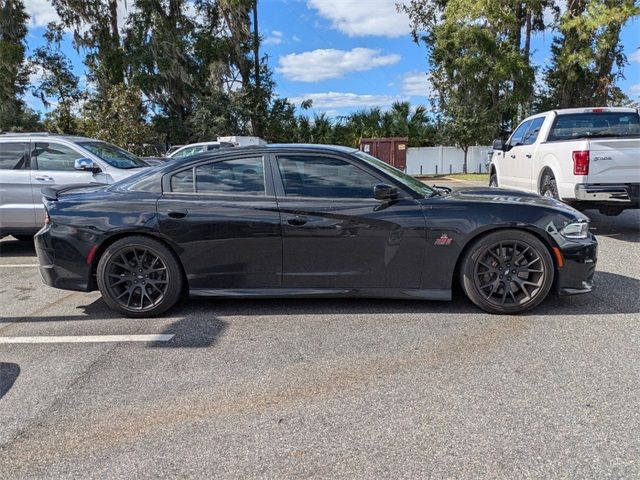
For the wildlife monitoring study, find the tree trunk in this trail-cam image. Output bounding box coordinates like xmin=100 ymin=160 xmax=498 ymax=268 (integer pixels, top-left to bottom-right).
xmin=252 ymin=0 xmax=262 ymax=137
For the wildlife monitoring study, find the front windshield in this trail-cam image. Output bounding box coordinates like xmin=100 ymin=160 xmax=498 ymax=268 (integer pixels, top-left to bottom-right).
xmin=354 ymin=151 xmax=435 ymax=198
xmin=78 ymin=141 xmax=148 ymax=169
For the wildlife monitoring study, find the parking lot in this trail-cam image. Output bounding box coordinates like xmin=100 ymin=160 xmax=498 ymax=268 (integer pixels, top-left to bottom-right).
xmin=1 ymin=189 xmax=639 ymax=478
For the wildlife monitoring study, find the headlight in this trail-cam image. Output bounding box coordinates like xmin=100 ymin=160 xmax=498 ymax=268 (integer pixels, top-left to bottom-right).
xmin=560 ymin=221 xmax=589 ymax=239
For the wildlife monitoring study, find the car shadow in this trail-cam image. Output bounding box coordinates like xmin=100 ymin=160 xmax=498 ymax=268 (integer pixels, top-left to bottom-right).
xmin=587 ymin=209 xmax=640 ymax=244
xmin=0 ymin=362 xmax=21 ymax=400
xmin=0 ymin=238 xmax=36 ymax=258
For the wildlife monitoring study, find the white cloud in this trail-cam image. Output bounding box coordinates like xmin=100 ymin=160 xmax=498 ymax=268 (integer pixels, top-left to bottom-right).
xmin=289 ymin=92 xmax=404 ymax=110
xmin=277 ymin=47 xmax=400 ymax=82
xmin=402 ymin=72 xmax=433 ymax=97
xmin=629 ymin=50 xmax=640 ymax=63
xmin=292 ymin=35 xmax=301 ymax=42
xmin=629 ymin=84 xmax=640 ymax=96
xmin=24 ymin=0 xmax=60 ymax=27
xmin=307 ymin=0 xmax=410 ymax=38
xmin=264 ymin=30 xmax=284 ymax=45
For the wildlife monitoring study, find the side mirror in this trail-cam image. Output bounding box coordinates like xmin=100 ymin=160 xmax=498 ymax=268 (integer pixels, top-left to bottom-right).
xmin=373 ymin=183 xmax=398 ymax=201
xmin=492 ymin=139 xmax=504 ymax=151
xmin=74 ymin=158 xmax=100 ymax=173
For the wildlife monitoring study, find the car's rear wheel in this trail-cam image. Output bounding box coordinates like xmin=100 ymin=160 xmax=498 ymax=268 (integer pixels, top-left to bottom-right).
xmin=489 ymin=172 xmax=498 ymax=188
xmin=460 ymin=230 xmax=554 ymax=314
xmin=97 ymin=236 xmax=183 ymax=317
xmin=540 ymin=174 xmax=559 ymax=200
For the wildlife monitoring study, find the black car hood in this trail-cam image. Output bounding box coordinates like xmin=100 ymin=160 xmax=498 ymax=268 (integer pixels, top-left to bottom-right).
xmin=436 ymin=187 xmax=588 ymax=219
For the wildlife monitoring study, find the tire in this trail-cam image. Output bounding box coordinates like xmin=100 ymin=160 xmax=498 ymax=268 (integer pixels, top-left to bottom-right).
xmin=540 ymin=174 xmax=559 ymax=200
xmin=96 ymin=236 xmax=183 ymax=318
xmin=489 ymin=172 xmax=498 ymax=188
xmin=460 ymin=230 xmax=554 ymax=314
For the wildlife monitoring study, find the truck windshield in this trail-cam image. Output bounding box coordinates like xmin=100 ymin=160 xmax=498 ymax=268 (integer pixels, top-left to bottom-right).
xmin=548 ymin=112 xmax=640 ymax=141
xmin=354 ymin=151 xmax=436 ymax=198
xmin=78 ymin=141 xmax=148 ymax=169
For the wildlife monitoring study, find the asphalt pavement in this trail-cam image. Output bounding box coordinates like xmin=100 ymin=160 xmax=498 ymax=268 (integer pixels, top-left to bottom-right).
xmin=1 ymin=188 xmax=639 ymax=479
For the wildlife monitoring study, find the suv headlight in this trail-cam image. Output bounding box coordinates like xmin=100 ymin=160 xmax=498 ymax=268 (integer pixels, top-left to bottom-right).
xmin=560 ymin=221 xmax=589 ymax=239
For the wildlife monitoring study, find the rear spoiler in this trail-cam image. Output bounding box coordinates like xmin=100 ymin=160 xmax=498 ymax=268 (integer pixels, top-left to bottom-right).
xmin=41 ymin=183 xmax=107 ymax=201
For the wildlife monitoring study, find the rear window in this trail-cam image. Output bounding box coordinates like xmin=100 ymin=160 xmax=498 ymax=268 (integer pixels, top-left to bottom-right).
xmin=548 ymin=112 xmax=640 ymax=141
xmin=0 ymin=142 xmax=28 ymax=169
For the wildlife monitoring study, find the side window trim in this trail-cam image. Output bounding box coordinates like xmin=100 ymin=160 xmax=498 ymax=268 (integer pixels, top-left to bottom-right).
xmin=162 ymin=154 xmax=275 ymax=197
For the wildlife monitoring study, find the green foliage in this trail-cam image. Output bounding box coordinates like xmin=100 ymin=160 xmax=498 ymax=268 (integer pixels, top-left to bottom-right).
xmin=30 ymin=23 xmax=85 ymax=134
xmin=540 ymin=0 xmax=639 ymax=109
xmin=0 ymin=0 xmax=33 ymax=131
xmin=79 ymin=84 xmax=163 ymax=156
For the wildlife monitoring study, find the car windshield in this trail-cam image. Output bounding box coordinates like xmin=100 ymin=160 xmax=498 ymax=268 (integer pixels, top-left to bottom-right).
xmin=78 ymin=141 xmax=148 ymax=169
xmin=548 ymin=112 xmax=640 ymax=141
xmin=354 ymin=151 xmax=436 ymax=198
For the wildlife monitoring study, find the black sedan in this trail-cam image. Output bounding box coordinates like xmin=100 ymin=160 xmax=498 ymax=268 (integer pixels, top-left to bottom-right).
xmin=34 ymin=144 xmax=597 ymax=317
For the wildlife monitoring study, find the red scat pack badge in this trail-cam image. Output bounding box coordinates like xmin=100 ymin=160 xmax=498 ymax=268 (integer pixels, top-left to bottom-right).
xmin=434 ymin=233 xmax=453 ymax=246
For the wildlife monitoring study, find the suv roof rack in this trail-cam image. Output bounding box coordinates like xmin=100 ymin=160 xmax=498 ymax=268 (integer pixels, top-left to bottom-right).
xmin=0 ymin=132 xmax=62 ymax=137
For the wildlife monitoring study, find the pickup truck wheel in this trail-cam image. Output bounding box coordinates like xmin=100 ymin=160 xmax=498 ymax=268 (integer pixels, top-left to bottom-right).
xmin=460 ymin=230 xmax=554 ymax=314
xmin=489 ymin=173 xmax=498 ymax=188
xmin=598 ymin=206 xmax=624 ymax=216
xmin=540 ymin=175 xmax=559 ymax=200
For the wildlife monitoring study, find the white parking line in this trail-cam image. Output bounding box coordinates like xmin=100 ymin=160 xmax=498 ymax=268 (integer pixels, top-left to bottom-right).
xmin=0 ymin=264 xmax=39 ymax=268
xmin=0 ymin=334 xmax=174 ymax=344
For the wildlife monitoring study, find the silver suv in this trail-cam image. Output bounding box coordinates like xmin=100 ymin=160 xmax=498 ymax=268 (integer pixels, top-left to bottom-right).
xmin=0 ymin=133 xmax=149 ymax=239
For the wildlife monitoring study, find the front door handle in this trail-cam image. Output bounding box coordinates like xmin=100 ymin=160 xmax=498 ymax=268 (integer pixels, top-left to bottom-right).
xmin=510 ymin=154 xmax=516 ymax=159
xmin=167 ymin=209 xmax=188 ymax=219
xmin=35 ymin=175 xmax=54 ymax=182
xmin=287 ymin=216 xmax=308 ymax=226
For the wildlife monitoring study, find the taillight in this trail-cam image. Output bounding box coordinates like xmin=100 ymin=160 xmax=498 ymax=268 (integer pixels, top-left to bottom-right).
xmin=573 ymin=150 xmax=589 ymax=175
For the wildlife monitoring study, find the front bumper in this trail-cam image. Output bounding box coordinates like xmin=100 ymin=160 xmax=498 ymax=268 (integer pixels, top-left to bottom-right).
xmin=574 ymin=183 xmax=640 ymax=205
xmin=554 ymin=234 xmax=598 ymax=296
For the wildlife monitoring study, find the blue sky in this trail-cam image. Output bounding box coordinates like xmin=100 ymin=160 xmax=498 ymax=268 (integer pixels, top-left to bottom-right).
xmin=23 ymin=0 xmax=640 ymax=117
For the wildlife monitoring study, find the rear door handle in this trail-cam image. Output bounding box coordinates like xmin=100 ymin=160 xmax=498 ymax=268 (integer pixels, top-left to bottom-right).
xmin=510 ymin=154 xmax=516 ymax=159
xmin=35 ymin=175 xmax=53 ymax=182
xmin=287 ymin=216 xmax=308 ymax=226
xmin=167 ymin=209 xmax=188 ymax=219
xmin=525 ymin=154 xmax=532 ymax=158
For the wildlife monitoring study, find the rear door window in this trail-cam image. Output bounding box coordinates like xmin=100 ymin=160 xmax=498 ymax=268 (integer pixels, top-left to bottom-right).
xmin=522 ymin=117 xmax=545 ymax=145
xmin=548 ymin=112 xmax=640 ymax=141
xmin=0 ymin=142 xmax=28 ymax=169
xmin=196 ymin=157 xmax=265 ymax=195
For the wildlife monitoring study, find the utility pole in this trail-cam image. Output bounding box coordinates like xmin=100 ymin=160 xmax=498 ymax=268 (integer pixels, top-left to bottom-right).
xmin=252 ymin=0 xmax=262 ymax=136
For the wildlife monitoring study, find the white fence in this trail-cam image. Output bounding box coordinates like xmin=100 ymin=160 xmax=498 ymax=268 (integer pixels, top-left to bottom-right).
xmin=406 ymin=145 xmax=491 ymax=175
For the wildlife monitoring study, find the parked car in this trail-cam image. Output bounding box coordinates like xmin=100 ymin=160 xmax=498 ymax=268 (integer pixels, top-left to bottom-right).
xmin=166 ymin=141 xmax=235 ymax=159
xmin=489 ymin=107 xmax=640 ymax=216
xmin=165 ymin=145 xmax=184 ymax=156
xmin=35 ymin=144 xmax=597 ymax=317
xmin=0 ymin=133 xmax=149 ymax=239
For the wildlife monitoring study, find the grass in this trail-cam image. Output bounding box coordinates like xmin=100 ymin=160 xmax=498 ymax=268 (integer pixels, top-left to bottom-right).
xmin=415 ymin=173 xmax=489 ymax=182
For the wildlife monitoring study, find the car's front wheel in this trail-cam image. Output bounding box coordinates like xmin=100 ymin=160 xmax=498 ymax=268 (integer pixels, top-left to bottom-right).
xmin=97 ymin=236 xmax=183 ymax=317
xmin=460 ymin=230 xmax=554 ymax=314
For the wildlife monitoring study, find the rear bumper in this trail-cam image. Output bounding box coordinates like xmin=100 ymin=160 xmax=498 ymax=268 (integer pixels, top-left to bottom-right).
xmin=34 ymin=225 xmax=94 ymax=292
xmin=574 ymin=183 xmax=640 ymax=206
xmin=555 ymin=234 xmax=598 ymax=296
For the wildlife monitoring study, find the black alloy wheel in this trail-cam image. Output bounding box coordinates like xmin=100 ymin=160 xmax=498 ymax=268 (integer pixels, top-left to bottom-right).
xmin=97 ymin=236 xmax=183 ymax=317
xmin=461 ymin=230 xmax=554 ymax=314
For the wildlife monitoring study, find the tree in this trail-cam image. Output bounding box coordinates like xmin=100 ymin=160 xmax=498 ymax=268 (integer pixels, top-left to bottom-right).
xmin=80 ymin=83 xmax=162 ymax=155
xmin=0 ymin=0 xmax=31 ymax=131
xmin=540 ymin=0 xmax=638 ymax=108
xmin=30 ymin=23 xmax=84 ymax=134
xmin=51 ymin=0 xmax=125 ymax=94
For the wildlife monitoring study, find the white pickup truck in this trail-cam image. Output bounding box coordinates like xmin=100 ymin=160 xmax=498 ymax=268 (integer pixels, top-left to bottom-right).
xmin=488 ymin=107 xmax=640 ymax=216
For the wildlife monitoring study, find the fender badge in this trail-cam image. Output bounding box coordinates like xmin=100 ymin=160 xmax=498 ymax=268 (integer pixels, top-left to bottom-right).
xmin=434 ymin=233 xmax=453 ymax=246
